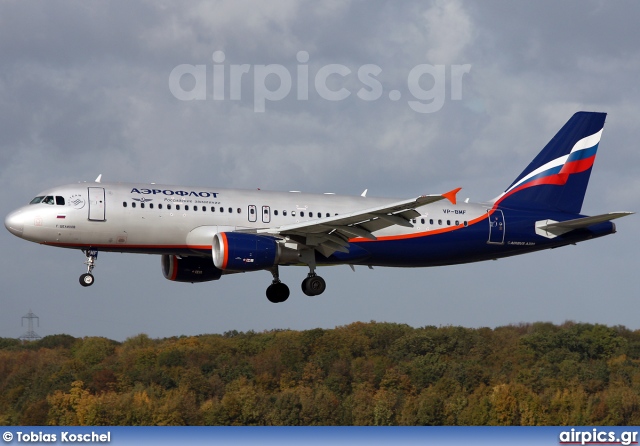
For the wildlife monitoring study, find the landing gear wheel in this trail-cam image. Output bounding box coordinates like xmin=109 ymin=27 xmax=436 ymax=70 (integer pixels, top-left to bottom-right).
xmin=79 ymin=273 xmax=95 ymax=287
xmin=266 ymin=282 xmax=290 ymax=303
xmin=80 ymin=249 xmax=99 ymax=287
xmin=301 ymin=275 xmax=326 ymax=296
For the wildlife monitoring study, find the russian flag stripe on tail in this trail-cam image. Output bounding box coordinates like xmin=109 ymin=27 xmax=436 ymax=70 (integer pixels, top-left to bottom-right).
xmin=495 ymin=112 xmax=606 ymax=214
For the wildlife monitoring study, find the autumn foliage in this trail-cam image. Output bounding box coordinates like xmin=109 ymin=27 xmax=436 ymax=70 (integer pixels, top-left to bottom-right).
xmin=2 ymin=321 xmax=640 ymax=425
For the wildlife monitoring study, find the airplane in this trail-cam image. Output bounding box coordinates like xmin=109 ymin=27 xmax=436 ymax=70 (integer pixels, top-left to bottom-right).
xmin=4 ymin=112 xmax=633 ymax=303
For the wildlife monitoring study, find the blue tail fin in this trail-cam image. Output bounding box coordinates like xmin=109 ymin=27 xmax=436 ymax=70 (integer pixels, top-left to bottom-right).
xmin=495 ymin=111 xmax=606 ymax=214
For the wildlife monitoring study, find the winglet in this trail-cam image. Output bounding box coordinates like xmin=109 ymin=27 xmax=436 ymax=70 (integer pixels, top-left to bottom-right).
xmin=443 ymin=187 xmax=462 ymax=205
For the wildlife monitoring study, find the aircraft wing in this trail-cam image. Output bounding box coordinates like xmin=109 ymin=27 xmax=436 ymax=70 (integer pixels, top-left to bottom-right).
xmin=255 ymin=188 xmax=461 ymax=257
xmin=535 ymin=211 xmax=634 ymax=238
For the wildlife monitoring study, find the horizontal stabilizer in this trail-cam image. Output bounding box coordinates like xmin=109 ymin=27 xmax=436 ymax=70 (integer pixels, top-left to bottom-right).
xmin=536 ymin=212 xmax=633 ymax=238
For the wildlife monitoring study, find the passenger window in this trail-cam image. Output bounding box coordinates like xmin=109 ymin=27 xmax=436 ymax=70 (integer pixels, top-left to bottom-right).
xmin=455 ymin=220 xmax=459 ymax=226
xmin=447 ymin=220 xmax=450 ymax=225
xmin=30 ymin=196 xmax=44 ymax=205
xmin=438 ymin=219 xmax=442 ymax=225
xmin=292 ymin=211 xmax=296 ymax=216
xmin=185 ymin=205 xmax=189 ymax=211
xmin=283 ymin=210 xmax=287 ymax=216
xmin=274 ymin=210 xmax=279 ymax=216
xmin=141 ymin=203 xmax=145 ymax=209
xmin=193 ymin=206 xmax=197 ymax=211
xmin=250 ymin=208 xmax=255 ymax=215
xmin=123 ymin=202 xmax=127 ymax=208
xmin=421 ymin=218 xmax=425 ymax=224
xmin=229 ymin=207 xmax=232 ymax=213
xmin=150 ymin=203 xmax=154 ymax=209
xmin=220 ymin=207 xmax=224 ymax=213
xmin=237 ymin=208 xmax=241 ymax=214
xmin=56 ymin=196 xmax=65 ymax=205
xmin=300 ymin=211 xmax=305 ymax=217
xmin=412 ymin=219 xmax=416 ymax=224
xmin=464 ymin=221 xmax=468 ymax=227
xmin=430 ymin=219 xmax=434 ymax=225
xmin=159 ymin=204 xmax=163 ymax=210
xmin=317 ymin=212 xmax=321 ymax=218
xmin=176 ymin=205 xmax=180 ymax=211
xmin=211 ymin=207 xmax=215 ymax=212
xmin=132 ymin=202 xmax=136 ymax=208
xmin=167 ymin=204 xmax=172 ymax=210
xmin=326 ymin=213 xmax=330 ymax=218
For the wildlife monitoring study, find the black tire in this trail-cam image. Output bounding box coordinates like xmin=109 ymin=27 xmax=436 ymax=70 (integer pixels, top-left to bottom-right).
xmin=266 ymin=282 xmax=290 ymax=303
xmin=301 ymin=275 xmax=326 ymax=296
xmin=79 ymin=273 xmax=94 ymax=287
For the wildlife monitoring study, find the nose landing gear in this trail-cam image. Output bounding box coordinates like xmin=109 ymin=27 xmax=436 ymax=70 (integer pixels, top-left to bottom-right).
xmin=79 ymin=249 xmax=98 ymax=287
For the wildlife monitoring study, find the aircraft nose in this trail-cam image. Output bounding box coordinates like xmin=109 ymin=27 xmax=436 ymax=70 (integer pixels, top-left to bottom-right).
xmin=5 ymin=210 xmax=24 ymax=237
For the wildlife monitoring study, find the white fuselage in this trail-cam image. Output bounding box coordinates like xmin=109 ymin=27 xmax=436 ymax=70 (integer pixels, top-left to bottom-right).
xmin=5 ymin=182 xmax=487 ymax=258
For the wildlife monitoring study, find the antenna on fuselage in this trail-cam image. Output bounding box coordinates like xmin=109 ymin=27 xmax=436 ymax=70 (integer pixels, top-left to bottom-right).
xmin=95 ymin=174 xmax=102 ymax=183
xmin=361 ymin=189 xmax=368 ymax=197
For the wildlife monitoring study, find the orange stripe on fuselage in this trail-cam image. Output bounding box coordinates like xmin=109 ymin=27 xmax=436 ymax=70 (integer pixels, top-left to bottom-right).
xmin=350 ymin=212 xmax=489 ymax=243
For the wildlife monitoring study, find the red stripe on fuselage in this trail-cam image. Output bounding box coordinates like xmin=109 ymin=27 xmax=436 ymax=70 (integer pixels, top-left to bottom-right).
xmin=43 ymin=242 xmax=212 ymax=251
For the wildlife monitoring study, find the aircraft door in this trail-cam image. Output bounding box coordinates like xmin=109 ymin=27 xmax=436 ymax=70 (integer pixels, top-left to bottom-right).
xmin=248 ymin=205 xmax=257 ymax=222
xmin=88 ymin=187 xmax=106 ymax=221
xmin=262 ymin=206 xmax=271 ymax=224
xmin=487 ymin=209 xmax=505 ymax=244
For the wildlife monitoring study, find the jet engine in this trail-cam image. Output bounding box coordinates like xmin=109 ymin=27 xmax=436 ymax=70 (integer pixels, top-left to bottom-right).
xmin=212 ymin=232 xmax=280 ymax=272
xmin=161 ymin=254 xmax=223 ymax=282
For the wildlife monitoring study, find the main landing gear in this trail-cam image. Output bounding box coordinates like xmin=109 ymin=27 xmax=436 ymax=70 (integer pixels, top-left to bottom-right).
xmin=79 ymin=249 xmax=98 ymax=287
xmin=265 ymin=260 xmax=327 ymax=303
xmin=301 ymin=273 xmax=326 ymax=296
xmin=300 ymin=249 xmax=326 ymax=297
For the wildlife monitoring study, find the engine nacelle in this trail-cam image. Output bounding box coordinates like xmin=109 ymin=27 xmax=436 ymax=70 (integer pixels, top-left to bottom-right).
xmin=213 ymin=232 xmax=279 ymax=271
xmin=161 ymin=255 xmax=223 ymax=282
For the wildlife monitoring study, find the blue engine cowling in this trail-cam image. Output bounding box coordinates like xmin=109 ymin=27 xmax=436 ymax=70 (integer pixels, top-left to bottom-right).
xmin=213 ymin=232 xmax=279 ymax=271
xmin=161 ymin=254 xmax=223 ymax=282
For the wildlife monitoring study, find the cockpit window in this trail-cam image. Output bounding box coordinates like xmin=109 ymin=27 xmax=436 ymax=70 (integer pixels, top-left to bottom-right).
xmin=42 ymin=196 xmax=55 ymax=205
xmin=56 ymin=196 xmax=65 ymax=205
xmin=29 ymin=196 xmax=44 ymax=204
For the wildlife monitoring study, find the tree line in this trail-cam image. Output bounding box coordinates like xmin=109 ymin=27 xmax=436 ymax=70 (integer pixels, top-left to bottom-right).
xmin=1 ymin=321 xmax=640 ymax=425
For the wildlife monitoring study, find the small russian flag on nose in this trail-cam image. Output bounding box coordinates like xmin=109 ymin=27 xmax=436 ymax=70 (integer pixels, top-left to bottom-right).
xmin=57 ymin=215 xmax=66 ymax=219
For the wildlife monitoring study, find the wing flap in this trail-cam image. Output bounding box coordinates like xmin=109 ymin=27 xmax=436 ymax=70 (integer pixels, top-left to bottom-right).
xmin=256 ymin=188 xmax=461 ymax=256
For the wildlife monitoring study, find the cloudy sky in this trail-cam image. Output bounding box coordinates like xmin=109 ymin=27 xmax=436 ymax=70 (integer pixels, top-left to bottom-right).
xmin=1 ymin=0 xmax=638 ymax=341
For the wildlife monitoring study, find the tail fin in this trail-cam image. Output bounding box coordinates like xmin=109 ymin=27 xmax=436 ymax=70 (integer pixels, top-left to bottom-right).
xmin=494 ymin=111 xmax=606 ymax=214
